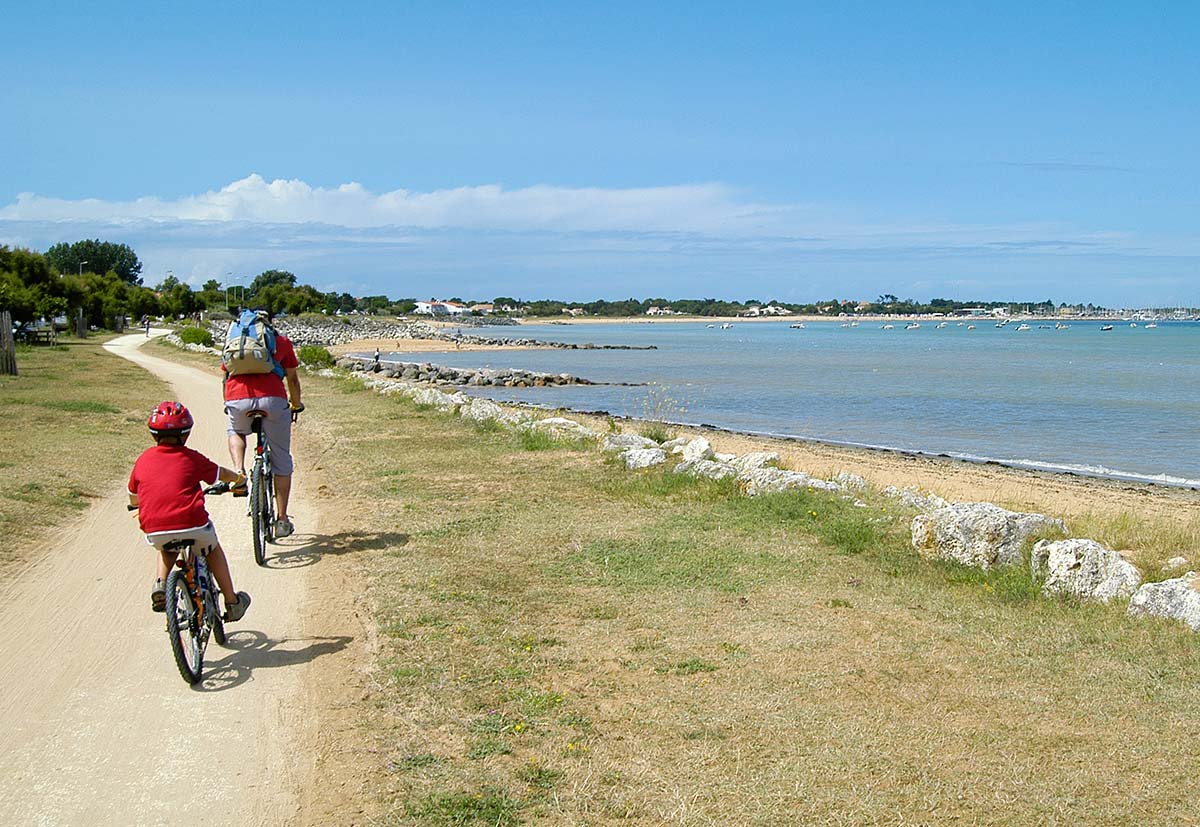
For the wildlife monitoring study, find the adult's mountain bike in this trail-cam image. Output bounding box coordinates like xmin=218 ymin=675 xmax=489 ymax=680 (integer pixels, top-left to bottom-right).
xmin=243 ymin=405 xmax=302 ymax=566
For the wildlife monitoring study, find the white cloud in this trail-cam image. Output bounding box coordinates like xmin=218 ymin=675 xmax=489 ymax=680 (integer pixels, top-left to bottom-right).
xmin=0 ymin=174 xmax=783 ymax=235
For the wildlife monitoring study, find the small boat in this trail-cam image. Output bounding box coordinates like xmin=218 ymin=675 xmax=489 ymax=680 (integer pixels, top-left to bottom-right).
xmin=839 ymin=322 xmax=850 ymax=328
xmin=1055 ymin=322 xmax=1070 ymax=330
xmin=935 ymin=322 xmax=948 ymax=329
xmin=705 ymin=324 xmax=715 ymax=328
xmin=1145 ymin=322 xmax=1158 ymax=329
xmin=904 ymin=322 xmax=920 ymax=330
xmin=881 ymin=323 xmax=895 ymax=330
xmin=1038 ymin=324 xmax=1052 ymax=329
xmin=1015 ymin=323 xmax=1031 ymax=331
xmin=956 ymin=322 xmax=964 ymax=326
xmin=790 ymin=322 xmax=806 ymax=329
xmin=1100 ymin=325 xmax=1113 ymax=331
xmin=720 ymin=322 xmax=734 ymax=329
xmin=1129 ymin=322 xmax=1138 ymax=327
xmin=966 ymin=324 xmax=976 ymax=330
xmin=850 ymin=321 xmax=859 ymax=327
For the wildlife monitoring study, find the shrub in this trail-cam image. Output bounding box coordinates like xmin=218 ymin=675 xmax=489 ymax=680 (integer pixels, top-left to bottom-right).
xmin=178 ymin=326 xmax=214 ymax=347
xmin=297 ymin=345 xmax=335 ymax=367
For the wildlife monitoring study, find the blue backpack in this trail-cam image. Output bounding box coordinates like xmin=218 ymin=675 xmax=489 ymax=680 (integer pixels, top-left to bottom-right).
xmin=222 ymin=310 xmax=284 ymax=377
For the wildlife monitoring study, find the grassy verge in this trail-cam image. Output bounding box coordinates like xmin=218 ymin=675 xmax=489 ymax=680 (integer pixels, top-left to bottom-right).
xmin=0 ymin=338 xmax=170 ymax=574
xmin=295 ymin=369 xmax=1200 ymax=826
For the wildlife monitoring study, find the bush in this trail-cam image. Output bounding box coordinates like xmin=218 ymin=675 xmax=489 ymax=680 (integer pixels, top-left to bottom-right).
xmin=178 ymin=326 xmax=214 ymax=347
xmin=297 ymin=344 xmax=335 ymax=367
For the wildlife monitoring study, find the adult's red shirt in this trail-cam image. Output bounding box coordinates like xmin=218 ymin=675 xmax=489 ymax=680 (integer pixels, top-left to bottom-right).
xmin=128 ymin=444 xmax=219 ymax=534
xmin=222 ymin=334 xmax=298 ymax=401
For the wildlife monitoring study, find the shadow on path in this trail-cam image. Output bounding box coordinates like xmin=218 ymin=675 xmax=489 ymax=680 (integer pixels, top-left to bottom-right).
xmin=263 ymin=530 xmax=410 ymax=569
xmin=195 ymin=630 xmax=352 ymax=692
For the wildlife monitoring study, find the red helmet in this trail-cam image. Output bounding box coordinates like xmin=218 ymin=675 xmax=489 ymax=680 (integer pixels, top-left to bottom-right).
xmin=147 ymin=401 xmax=194 ymax=436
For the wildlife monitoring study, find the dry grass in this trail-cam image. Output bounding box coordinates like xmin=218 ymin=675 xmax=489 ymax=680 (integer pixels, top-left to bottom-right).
xmin=0 ymin=339 xmax=170 ymax=576
xmin=292 ymin=368 xmax=1200 ymax=827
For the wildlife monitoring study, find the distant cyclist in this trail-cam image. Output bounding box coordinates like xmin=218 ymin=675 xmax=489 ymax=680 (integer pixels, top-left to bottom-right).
xmin=221 ymin=309 xmax=304 ymax=538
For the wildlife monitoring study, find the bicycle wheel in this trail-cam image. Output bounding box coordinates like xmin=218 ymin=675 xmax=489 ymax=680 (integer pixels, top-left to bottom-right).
xmin=250 ymin=461 xmax=267 ymax=566
xmin=164 ymin=568 xmax=204 ymax=684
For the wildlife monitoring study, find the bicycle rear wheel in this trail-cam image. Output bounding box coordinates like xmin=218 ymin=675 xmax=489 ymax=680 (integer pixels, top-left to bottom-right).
xmin=164 ymin=569 xmax=204 ymax=684
xmin=250 ymin=462 xmax=268 ymax=566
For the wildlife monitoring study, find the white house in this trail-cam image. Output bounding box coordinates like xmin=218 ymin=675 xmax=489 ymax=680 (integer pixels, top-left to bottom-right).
xmin=415 ymin=300 xmax=468 ymax=316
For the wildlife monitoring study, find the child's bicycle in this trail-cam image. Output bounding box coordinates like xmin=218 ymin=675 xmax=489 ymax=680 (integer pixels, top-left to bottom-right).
xmin=132 ymin=485 xmax=230 ymax=685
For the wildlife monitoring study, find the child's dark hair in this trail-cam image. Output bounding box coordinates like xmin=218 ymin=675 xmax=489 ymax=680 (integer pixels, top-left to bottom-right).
xmin=153 ymin=433 xmax=189 ymax=446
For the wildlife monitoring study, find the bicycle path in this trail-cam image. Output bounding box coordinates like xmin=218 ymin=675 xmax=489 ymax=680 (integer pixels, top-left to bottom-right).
xmin=0 ymin=332 xmax=331 ymax=826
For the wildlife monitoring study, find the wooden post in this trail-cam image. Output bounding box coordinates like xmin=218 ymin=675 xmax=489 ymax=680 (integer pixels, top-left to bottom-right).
xmin=75 ymin=307 xmax=86 ymax=338
xmin=0 ymin=310 xmax=17 ymax=375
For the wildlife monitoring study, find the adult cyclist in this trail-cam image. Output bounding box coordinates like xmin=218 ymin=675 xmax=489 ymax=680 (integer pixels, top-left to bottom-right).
xmin=222 ymin=309 xmax=304 ymax=538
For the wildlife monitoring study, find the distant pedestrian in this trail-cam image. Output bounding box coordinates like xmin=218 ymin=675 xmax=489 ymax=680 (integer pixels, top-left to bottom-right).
xmin=373 ymin=347 xmax=381 ymax=370
xmin=141 ymin=314 xmax=151 ymax=337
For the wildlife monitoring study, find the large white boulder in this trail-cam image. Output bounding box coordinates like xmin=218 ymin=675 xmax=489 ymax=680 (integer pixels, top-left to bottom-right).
xmin=833 ymin=472 xmax=868 ymax=491
xmin=727 ymin=452 xmax=781 ymax=473
xmin=1031 ymin=539 xmax=1142 ymax=602
xmin=884 ymin=485 xmax=950 ymax=512
xmin=527 ymin=416 xmax=598 ymax=441
xmin=674 ymin=458 xmax=737 ymax=480
xmin=737 ymin=467 xmax=839 ymax=496
xmin=675 ymin=437 xmax=715 ymax=462
xmin=660 ymin=436 xmax=693 ymax=452
xmin=1128 ymin=574 xmax=1200 ymax=631
xmin=622 ymin=448 xmax=668 ymax=469
xmin=460 ymin=397 xmax=505 ymax=423
xmin=911 ymin=502 xmax=1067 ymax=569
xmin=602 ymin=433 xmax=661 ymax=452
xmin=407 ymin=387 xmax=466 ymax=411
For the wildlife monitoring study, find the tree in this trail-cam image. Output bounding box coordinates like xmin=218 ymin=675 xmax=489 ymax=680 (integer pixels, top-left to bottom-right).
xmin=202 ymin=278 xmax=221 ymax=292
xmin=45 ymin=239 xmax=143 ymax=285
xmin=248 ymin=269 xmax=297 ymax=297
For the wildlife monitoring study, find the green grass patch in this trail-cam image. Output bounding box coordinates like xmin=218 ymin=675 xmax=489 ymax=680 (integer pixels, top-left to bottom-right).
xmin=407 ymin=788 xmax=520 ymax=826
xmin=36 ymin=399 xmax=122 ymax=414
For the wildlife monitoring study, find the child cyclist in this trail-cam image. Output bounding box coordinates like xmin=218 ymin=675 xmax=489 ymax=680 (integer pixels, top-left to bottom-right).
xmin=128 ymin=401 xmax=251 ymax=621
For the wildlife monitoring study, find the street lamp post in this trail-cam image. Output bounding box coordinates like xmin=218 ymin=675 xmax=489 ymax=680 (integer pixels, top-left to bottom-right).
xmin=79 ymin=260 xmax=88 ymax=276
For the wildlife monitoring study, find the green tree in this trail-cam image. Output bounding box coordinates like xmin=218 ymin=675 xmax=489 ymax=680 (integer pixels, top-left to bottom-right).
xmin=248 ymin=269 xmax=297 ymax=298
xmin=45 ymin=239 xmax=143 ymax=285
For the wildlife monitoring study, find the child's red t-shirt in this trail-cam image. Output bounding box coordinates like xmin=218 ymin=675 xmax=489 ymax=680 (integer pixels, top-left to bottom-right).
xmin=127 ymin=444 xmax=219 ymax=534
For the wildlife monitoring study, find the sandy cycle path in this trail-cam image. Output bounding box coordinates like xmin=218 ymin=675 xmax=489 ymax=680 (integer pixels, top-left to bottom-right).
xmin=0 ymin=332 xmax=341 ymax=826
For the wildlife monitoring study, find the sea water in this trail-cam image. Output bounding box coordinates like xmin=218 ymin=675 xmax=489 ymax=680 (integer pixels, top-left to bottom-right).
xmin=372 ymin=320 xmax=1200 ymax=488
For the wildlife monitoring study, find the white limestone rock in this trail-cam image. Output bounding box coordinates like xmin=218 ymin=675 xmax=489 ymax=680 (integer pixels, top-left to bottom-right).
xmin=622 ymin=448 xmax=668 ymax=469
xmin=1163 ymin=556 xmax=1189 ymax=571
xmin=1031 ymin=539 xmax=1142 ymax=602
xmin=737 ymin=467 xmax=839 ymax=496
xmin=602 ymin=433 xmax=661 ymax=452
xmin=674 ymin=437 xmax=715 ymax=462
xmin=460 ymin=397 xmax=523 ymax=426
xmin=833 ymin=472 xmax=868 ymax=491
xmin=527 ymin=416 xmax=598 ymax=441
xmin=713 ymin=452 xmax=738 ymax=463
xmin=884 ymin=485 xmax=951 ymax=512
xmin=1128 ymin=574 xmax=1200 ymax=632
xmin=910 ymin=502 xmax=1067 ymax=570
xmin=660 ymin=436 xmax=693 ymax=452
xmin=727 ymin=452 xmax=781 ymax=473
xmin=674 ymin=458 xmax=738 ymax=480
xmin=407 ymin=387 xmax=466 ymax=411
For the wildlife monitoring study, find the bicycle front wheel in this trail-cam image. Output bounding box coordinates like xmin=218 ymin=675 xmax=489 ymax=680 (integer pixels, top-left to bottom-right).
xmin=250 ymin=462 xmax=268 ymax=566
xmin=164 ymin=569 xmax=204 ymax=684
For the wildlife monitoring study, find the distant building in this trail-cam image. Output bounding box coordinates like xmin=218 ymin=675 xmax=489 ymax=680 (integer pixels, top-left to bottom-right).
xmin=415 ymin=300 xmax=468 ymax=316
xmin=469 ymin=303 xmax=494 ymax=314
xmin=563 ymin=307 xmax=585 ymax=317
xmin=646 ymin=306 xmax=679 ymax=316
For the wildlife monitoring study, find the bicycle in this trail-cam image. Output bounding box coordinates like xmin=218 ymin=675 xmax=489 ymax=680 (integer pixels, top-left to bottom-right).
xmin=132 ymin=487 xmax=229 ymax=685
xmin=244 ymin=405 xmax=302 ymax=566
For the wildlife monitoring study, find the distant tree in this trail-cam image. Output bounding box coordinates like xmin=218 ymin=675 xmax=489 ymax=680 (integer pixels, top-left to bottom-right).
xmin=492 ymin=296 xmax=520 ymax=308
xmin=248 ymin=269 xmax=297 ymax=297
xmin=157 ymin=273 xmax=181 ymax=292
xmin=202 ymin=278 xmax=221 ymax=292
xmin=45 ymin=239 xmax=143 ymax=285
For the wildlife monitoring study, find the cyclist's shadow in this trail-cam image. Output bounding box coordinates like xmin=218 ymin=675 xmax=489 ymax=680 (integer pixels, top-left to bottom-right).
xmin=262 ymin=531 xmax=410 ymax=569
xmin=194 ymin=630 xmax=351 ymax=692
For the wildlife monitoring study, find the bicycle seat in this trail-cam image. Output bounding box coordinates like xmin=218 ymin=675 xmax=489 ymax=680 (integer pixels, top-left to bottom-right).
xmin=247 ymin=410 xmax=269 ymax=419
xmin=162 ymin=540 xmax=195 ymax=553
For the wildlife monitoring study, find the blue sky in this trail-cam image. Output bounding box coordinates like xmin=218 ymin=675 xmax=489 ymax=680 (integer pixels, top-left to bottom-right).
xmin=2 ymin=1 xmax=1197 ymax=305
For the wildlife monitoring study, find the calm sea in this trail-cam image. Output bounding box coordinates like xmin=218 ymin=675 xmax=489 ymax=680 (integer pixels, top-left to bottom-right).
xmin=371 ymin=319 xmax=1200 ymax=488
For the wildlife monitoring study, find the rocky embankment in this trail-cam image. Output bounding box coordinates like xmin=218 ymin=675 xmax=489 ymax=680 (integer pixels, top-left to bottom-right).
xmin=267 ymin=316 xmax=656 ymax=350
xmin=334 ymin=355 xmax=640 ymax=388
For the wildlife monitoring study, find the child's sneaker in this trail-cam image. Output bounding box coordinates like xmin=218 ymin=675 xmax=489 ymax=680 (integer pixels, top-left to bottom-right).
xmin=273 ymin=517 xmax=294 ymax=538
xmin=151 ymin=579 xmax=166 ymax=613
xmin=224 ymin=591 xmax=251 ymax=622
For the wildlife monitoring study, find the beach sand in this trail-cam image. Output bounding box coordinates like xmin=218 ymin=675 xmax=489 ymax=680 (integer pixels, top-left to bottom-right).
xmin=562 ymin=410 xmax=1200 ymax=529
